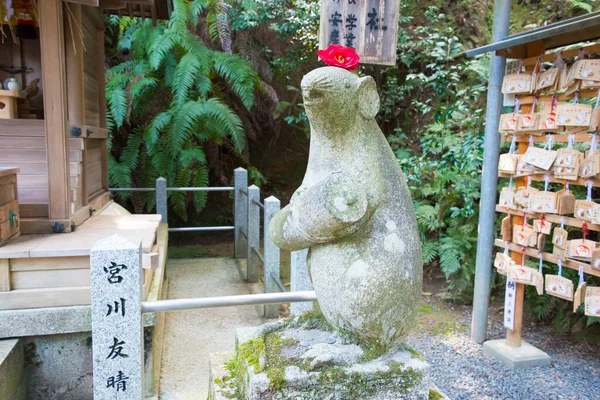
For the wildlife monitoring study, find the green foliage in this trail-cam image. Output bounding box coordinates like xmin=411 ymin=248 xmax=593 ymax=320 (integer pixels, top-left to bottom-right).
xmin=382 ymin=8 xmax=487 ymax=297
xmin=106 ymin=0 xmax=259 ymax=220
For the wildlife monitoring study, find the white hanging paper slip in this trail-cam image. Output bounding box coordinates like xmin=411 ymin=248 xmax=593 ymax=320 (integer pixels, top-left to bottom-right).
xmin=504 ymin=280 xmax=517 ymax=330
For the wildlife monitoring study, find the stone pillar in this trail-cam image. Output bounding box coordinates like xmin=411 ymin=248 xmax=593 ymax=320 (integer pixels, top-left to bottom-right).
xmin=234 ymin=168 xmax=248 ymax=258
xmin=264 ymin=196 xmax=281 ymax=318
xmin=290 ymin=248 xmax=313 ymax=314
xmin=90 ymin=235 xmax=144 ymax=399
xmin=155 ymin=177 xmax=168 ymax=224
xmin=246 ymin=185 xmax=260 ymax=283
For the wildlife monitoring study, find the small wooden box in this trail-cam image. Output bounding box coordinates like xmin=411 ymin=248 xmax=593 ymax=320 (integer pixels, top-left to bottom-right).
xmin=0 ymin=90 xmax=25 ymax=120
xmin=0 ymin=168 xmax=20 ymax=246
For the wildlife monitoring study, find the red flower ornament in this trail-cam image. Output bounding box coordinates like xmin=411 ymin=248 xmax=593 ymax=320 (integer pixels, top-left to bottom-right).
xmin=317 ymin=44 xmax=360 ymax=70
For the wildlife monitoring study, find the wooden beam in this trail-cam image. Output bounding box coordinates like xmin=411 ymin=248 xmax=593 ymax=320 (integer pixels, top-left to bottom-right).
xmin=100 ymin=0 xmax=126 ymax=9
xmin=0 ymin=120 xmax=45 ymax=136
xmin=523 ymin=41 xmax=600 ymax=66
xmin=20 ymin=218 xmax=72 ymax=234
xmin=0 ymin=286 xmax=90 ymax=310
xmin=495 ymin=239 xmax=600 ymax=279
xmin=40 ymin=0 xmax=71 ymax=220
xmin=64 ymin=0 xmax=100 ymax=6
xmin=68 ymin=124 xmax=109 ymax=139
xmin=0 ymin=259 xmax=9 ymax=291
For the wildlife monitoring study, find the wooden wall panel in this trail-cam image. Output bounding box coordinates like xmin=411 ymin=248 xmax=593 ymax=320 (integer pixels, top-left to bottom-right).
xmin=81 ymin=7 xmax=101 ymax=127
xmin=86 ymin=140 xmax=103 ymax=197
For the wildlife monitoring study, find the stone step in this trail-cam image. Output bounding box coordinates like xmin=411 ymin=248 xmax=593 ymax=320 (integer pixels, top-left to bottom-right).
xmin=0 ymin=339 xmax=26 ymax=400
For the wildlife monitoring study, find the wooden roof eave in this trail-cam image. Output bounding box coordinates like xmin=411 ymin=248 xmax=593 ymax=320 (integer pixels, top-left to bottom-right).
xmin=466 ymin=11 xmax=600 ymax=59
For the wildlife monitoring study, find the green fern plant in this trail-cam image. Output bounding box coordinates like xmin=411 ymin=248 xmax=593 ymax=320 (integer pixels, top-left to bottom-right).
xmin=106 ymin=0 xmax=259 ymax=220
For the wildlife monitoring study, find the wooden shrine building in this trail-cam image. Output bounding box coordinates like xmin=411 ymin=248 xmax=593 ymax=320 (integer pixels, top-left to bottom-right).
xmin=0 ymin=2 xmax=170 ymax=398
xmin=0 ymin=0 xmax=168 ymax=234
xmin=0 ymin=0 xmax=172 ymax=308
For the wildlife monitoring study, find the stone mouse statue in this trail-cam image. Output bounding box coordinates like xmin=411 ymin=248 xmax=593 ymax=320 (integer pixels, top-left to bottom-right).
xmin=269 ymin=66 xmax=422 ymax=353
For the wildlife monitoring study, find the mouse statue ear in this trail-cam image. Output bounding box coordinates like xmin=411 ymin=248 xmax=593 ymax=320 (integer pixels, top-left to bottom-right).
xmin=357 ymin=76 xmax=380 ymax=120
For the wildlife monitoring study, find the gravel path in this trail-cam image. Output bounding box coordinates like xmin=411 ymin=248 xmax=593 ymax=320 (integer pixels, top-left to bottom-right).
xmin=407 ymin=303 xmax=600 ymax=400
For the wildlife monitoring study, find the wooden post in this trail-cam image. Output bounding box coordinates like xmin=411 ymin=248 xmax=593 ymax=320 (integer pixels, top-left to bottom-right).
xmin=40 ymin=0 xmax=71 ymax=220
xmin=65 ymin=3 xmax=87 ymax=209
xmin=506 ymin=41 xmax=545 ymax=348
xmin=65 ymin=3 xmax=85 ymax=125
xmin=507 ymin=283 xmax=525 ymax=346
xmin=97 ymin=27 xmax=109 ymax=192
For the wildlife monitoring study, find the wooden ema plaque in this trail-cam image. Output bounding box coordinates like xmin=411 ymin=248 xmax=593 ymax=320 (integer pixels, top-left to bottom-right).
xmin=319 ymin=0 xmax=400 ymax=66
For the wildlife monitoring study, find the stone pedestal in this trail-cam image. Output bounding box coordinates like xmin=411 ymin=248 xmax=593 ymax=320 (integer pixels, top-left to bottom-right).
xmin=483 ymin=339 xmax=551 ymax=370
xmin=209 ymin=312 xmax=448 ymax=400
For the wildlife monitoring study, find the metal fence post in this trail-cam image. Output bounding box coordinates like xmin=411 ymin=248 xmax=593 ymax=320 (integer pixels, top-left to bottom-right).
xmin=247 ymin=185 xmax=260 ymax=283
xmin=290 ymin=248 xmax=313 ymax=314
xmin=234 ymin=168 xmax=248 ymax=258
xmin=90 ymin=234 xmax=144 ymax=399
xmin=156 ymin=177 xmax=167 ymax=224
xmin=263 ymin=196 xmax=281 ymax=318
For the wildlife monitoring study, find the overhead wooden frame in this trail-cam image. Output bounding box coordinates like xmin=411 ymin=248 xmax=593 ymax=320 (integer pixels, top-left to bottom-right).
xmin=467 ymin=11 xmax=600 ymax=59
xmin=101 ymin=0 xmax=169 ymax=20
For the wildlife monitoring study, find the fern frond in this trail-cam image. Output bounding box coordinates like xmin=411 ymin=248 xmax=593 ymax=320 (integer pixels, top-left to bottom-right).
xmin=168 ymin=0 xmax=189 ymax=34
xmin=148 ymin=30 xmax=179 ymax=69
xmin=212 ymin=52 xmax=256 ymax=109
xmin=119 ymin=133 xmax=142 ymax=171
xmin=171 ymin=168 xmax=192 ymax=220
xmin=146 ymin=112 xmax=172 ymax=145
xmin=215 ymin=2 xmax=232 ymax=54
xmin=192 ymin=166 xmax=209 ymax=212
xmin=109 ymin=88 xmax=128 ymax=128
xmin=180 ymin=147 xmax=207 ymax=168
xmin=173 ymin=53 xmax=202 ymax=104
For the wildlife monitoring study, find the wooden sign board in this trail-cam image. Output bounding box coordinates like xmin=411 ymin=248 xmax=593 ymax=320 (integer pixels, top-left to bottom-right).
xmin=319 ymin=0 xmax=400 ymax=66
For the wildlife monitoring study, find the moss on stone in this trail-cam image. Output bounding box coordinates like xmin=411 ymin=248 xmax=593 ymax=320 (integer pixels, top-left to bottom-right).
xmin=225 ymin=313 xmax=427 ymax=398
xmin=238 ymin=337 xmax=265 ymax=374
xmin=429 ymin=388 xmax=444 ymax=400
xmin=315 ymin=363 xmax=423 ymax=398
xmin=297 ymin=308 xmax=333 ymax=330
xmin=222 ymin=355 xmax=244 ymax=399
xmin=401 ymin=343 xmax=424 ymax=361
xmin=264 ymin=334 xmax=299 ymax=391
xmin=296 ymin=309 xmax=391 ymax=361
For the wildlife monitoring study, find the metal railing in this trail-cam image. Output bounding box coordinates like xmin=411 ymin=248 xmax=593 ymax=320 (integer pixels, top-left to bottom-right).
xmin=108 ymin=167 xmax=312 ymax=318
xmin=110 ymin=178 xmax=235 ymax=233
xmin=89 ymin=234 xmax=317 ymax=399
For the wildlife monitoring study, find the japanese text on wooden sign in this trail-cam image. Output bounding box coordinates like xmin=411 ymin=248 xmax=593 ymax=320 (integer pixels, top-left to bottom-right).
xmin=504 ymin=280 xmax=516 ymax=330
xmin=319 ymin=0 xmax=400 ymax=66
xmin=90 ymin=235 xmax=144 ymax=399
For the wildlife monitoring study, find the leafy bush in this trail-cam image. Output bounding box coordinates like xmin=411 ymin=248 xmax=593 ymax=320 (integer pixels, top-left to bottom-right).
xmin=377 ymin=8 xmax=489 ymax=297
xmin=106 ymin=0 xmax=258 ymax=220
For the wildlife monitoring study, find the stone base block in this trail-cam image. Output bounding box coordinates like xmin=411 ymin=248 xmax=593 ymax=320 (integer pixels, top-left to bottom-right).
xmin=0 ymin=339 xmax=25 ymax=400
xmin=483 ymin=339 xmax=551 ymax=370
xmin=209 ymin=312 xmax=449 ymax=400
